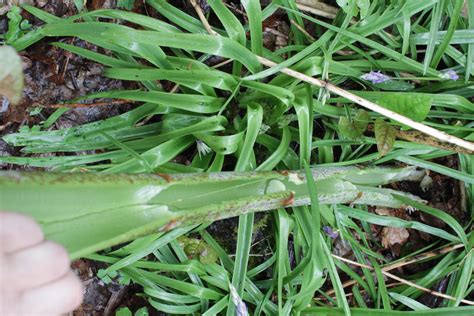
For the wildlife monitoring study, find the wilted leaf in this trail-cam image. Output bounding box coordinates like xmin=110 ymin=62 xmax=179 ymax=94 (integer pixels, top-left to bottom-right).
xmin=377 ymin=93 xmax=433 ymax=122
xmin=375 ymin=207 xmax=407 ymax=219
xmin=374 ymin=119 xmax=397 ymax=156
xmin=0 ymin=46 xmax=23 ymax=105
xmin=339 ymin=109 xmax=371 ymax=139
xmin=381 ymin=227 xmax=409 ymax=249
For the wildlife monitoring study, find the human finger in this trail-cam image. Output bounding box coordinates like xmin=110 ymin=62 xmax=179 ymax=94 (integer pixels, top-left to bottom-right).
xmin=0 ymin=212 xmax=44 ymax=253
xmin=5 ymin=241 xmax=70 ymax=290
xmin=18 ymin=270 xmax=83 ymax=315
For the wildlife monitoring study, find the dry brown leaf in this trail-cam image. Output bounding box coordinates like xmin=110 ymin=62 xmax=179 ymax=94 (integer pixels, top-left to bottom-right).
xmin=382 ymin=227 xmax=410 ymax=249
xmin=375 ymin=208 xmax=393 ymax=216
xmin=375 ymin=207 xmax=408 ymax=219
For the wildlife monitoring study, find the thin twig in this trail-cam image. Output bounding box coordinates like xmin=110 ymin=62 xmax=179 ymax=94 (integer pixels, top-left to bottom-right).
xmin=316 ymin=282 xmax=403 ymax=301
xmin=60 ymin=38 xmax=75 ymax=82
xmin=332 ymin=253 xmax=474 ymax=305
xmin=395 ymin=129 xmax=474 ymax=155
xmin=326 ymin=243 xmax=464 ymax=296
xmin=0 ymin=121 xmax=12 ymax=132
xmin=189 ymin=1 xmax=233 ymax=69
xmin=295 ymin=3 xmax=337 ymax=19
xmin=223 ymin=2 xmax=247 ymax=17
xmin=295 ymin=2 xmax=357 ymax=25
xmin=190 ymin=0 xmax=217 ymax=35
xmin=211 ymin=58 xmax=234 ymax=69
xmin=256 ymin=56 xmax=474 ymax=152
xmin=264 ymin=28 xmax=289 ymax=39
xmin=383 ymin=243 xmax=464 ymax=271
xmin=290 ymin=19 xmax=315 ymax=42
xmin=366 ymin=124 xmax=474 ymax=155
xmin=169 ymin=84 xmax=180 ymax=93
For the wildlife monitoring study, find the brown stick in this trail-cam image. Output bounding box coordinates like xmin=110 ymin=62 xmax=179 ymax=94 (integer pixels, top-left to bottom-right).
xmin=190 ymin=0 xmax=217 ymax=35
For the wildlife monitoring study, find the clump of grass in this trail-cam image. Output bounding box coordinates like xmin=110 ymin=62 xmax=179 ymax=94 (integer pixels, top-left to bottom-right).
xmin=1 ymin=0 xmax=473 ymax=314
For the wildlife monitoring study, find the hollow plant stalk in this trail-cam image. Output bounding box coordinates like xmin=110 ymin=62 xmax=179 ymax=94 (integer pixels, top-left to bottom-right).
xmin=0 ymin=166 xmax=424 ymax=259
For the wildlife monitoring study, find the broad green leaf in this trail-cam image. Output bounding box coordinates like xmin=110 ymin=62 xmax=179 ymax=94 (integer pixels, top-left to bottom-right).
xmin=339 ymin=109 xmax=371 ymax=139
xmin=40 ymin=22 xmax=261 ymax=73
xmin=75 ymin=90 xmax=224 ymax=114
xmin=116 ymin=307 xmax=133 ymax=316
xmin=377 ymin=93 xmax=433 ymax=122
xmin=242 ymin=0 xmax=263 ymax=55
xmin=374 ymin=119 xmax=397 ymax=157
xmin=0 ymin=46 xmax=24 ymax=104
xmin=207 ymin=0 xmax=245 ymax=44
xmin=134 ymin=307 xmax=149 ymax=316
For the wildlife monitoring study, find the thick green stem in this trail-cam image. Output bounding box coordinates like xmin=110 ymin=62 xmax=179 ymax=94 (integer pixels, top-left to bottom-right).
xmin=0 ymin=166 xmax=423 ymax=259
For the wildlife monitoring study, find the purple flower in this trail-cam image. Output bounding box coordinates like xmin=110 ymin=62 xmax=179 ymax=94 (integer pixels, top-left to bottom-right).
xmin=360 ymin=71 xmax=391 ymax=84
xmin=440 ymin=69 xmax=459 ymax=81
xmin=323 ymin=226 xmax=339 ymax=239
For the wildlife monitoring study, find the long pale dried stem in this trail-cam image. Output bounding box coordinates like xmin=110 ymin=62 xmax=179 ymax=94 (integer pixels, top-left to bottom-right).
xmin=256 ymin=56 xmax=474 ymax=152
xmin=325 ymin=243 xmax=465 ymax=296
xmin=333 ymin=254 xmax=474 ymax=305
xmin=190 ymin=2 xmax=474 ymax=153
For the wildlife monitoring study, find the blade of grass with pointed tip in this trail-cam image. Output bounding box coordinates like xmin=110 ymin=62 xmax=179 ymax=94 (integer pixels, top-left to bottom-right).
xmin=228 ymin=103 xmax=263 ymax=315
xmin=422 ymin=0 xmax=445 ymax=74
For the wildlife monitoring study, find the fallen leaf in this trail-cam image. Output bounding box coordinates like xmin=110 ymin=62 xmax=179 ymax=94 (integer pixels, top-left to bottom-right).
xmin=375 ymin=118 xmax=397 ymax=156
xmin=374 ymin=208 xmax=393 ymax=216
xmin=339 ymin=109 xmax=371 ymax=139
xmin=381 ymin=227 xmax=409 ymax=250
